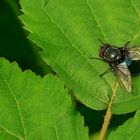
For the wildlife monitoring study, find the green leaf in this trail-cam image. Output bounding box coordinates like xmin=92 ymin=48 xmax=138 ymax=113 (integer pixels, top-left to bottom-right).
xmin=20 ymin=0 xmax=140 ymax=113
xmin=107 ymin=110 xmax=140 ymax=140
xmin=0 ymin=58 xmax=88 ymax=140
xmin=0 ymin=0 xmax=51 ymax=76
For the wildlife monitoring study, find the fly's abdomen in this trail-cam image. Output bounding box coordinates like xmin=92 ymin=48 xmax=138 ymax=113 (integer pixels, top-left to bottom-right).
xmin=123 ymin=57 xmax=132 ymax=66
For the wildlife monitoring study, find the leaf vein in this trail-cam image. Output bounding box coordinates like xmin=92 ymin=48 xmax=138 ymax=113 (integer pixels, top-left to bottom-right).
xmin=86 ymin=0 xmax=107 ymax=41
xmin=0 ymin=125 xmax=23 ymax=140
xmin=53 ymin=61 xmax=108 ymax=104
xmin=54 ymin=124 xmax=60 ymax=140
xmin=0 ymin=71 xmax=26 ymax=139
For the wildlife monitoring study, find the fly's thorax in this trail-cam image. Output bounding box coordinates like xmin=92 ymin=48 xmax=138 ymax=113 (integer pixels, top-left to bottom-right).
xmin=103 ymin=47 xmax=123 ymax=63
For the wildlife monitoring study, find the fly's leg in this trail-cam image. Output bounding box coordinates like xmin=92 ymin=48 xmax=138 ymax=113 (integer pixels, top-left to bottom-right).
xmin=90 ymin=57 xmax=110 ymax=76
xmin=90 ymin=57 xmax=103 ymax=61
xmin=124 ymin=41 xmax=130 ymax=48
xmin=99 ymin=68 xmax=112 ymax=77
xmin=99 ymin=38 xmax=105 ymax=45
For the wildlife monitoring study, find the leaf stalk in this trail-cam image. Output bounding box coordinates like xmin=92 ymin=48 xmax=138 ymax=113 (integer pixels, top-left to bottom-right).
xmin=99 ymin=81 xmax=118 ymax=140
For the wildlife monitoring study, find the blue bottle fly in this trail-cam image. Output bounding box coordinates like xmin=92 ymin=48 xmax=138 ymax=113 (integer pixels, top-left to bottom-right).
xmin=91 ymin=40 xmax=140 ymax=92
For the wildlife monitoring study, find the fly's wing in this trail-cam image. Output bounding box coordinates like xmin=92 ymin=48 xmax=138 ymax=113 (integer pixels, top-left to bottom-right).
xmin=114 ymin=62 xmax=131 ymax=92
xmin=127 ymin=46 xmax=140 ymax=60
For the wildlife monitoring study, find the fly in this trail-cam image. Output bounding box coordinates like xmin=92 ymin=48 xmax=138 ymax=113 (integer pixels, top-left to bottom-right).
xmin=91 ymin=39 xmax=140 ymax=92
